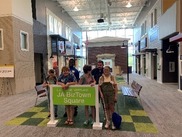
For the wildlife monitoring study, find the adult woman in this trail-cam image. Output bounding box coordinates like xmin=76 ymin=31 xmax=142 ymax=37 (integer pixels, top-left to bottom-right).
xmin=99 ymin=66 xmax=118 ymax=129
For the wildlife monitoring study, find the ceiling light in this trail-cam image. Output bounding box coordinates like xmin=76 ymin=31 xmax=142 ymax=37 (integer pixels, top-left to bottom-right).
xmin=126 ymin=2 xmax=132 ymax=8
xmin=122 ymin=24 xmax=126 ymax=28
xmin=73 ymin=6 xmax=79 ymax=11
xmin=84 ymin=20 xmax=89 ymax=25
xmin=123 ymin=18 xmax=127 ymax=23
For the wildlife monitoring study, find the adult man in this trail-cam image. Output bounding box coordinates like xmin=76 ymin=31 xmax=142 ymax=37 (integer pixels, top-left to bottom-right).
xmin=63 ymin=59 xmax=79 ymax=117
xmin=69 ymin=59 xmax=79 ymax=82
xmin=91 ymin=60 xmax=104 ymax=84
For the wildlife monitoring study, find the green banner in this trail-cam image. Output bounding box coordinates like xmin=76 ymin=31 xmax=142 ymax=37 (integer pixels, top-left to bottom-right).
xmin=52 ymin=86 xmax=96 ymax=106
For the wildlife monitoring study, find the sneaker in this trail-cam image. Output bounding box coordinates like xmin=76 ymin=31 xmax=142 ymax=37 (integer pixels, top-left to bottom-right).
xmin=112 ymin=122 xmax=116 ymax=130
xmin=83 ymin=120 xmax=89 ymax=125
xmin=104 ymin=121 xmax=110 ymax=129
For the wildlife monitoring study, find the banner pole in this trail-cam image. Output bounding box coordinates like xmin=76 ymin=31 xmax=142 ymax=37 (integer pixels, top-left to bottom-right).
xmin=92 ymin=85 xmax=103 ymax=130
xmin=47 ymin=85 xmax=58 ymax=127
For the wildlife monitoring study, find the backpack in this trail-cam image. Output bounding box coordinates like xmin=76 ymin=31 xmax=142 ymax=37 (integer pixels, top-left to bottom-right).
xmin=112 ymin=112 xmax=122 ymax=129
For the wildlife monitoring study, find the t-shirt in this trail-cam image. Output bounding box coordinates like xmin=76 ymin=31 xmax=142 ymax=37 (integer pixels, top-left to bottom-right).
xmin=46 ymin=75 xmax=57 ymax=84
xmin=91 ymin=68 xmax=103 ymax=84
xmin=45 ymin=75 xmax=57 ymax=91
xmin=58 ymin=73 xmax=77 ymax=84
xmin=79 ymin=74 xmax=94 ymax=85
xmin=70 ymin=66 xmax=79 ymax=82
xmin=99 ymin=75 xmax=116 ymax=85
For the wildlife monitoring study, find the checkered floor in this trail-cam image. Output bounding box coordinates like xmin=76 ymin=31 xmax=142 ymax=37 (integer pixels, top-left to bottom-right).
xmin=5 ymin=92 xmax=158 ymax=133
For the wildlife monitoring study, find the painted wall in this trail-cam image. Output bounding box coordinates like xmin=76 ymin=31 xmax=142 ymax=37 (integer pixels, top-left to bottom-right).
xmin=12 ymin=0 xmax=33 ymax=24
xmin=162 ymin=0 xmax=176 ymax=14
xmin=36 ymin=0 xmax=81 ymax=37
xmin=0 ymin=0 xmax=12 ymax=16
xmin=32 ymin=0 xmax=83 ymax=85
xmin=0 ymin=0 xmax=35 ymax=95
xmin=133 ymin=0 xmax=164 ymax=83
xmin=0 ymin=0 xmax=33 ymax=24
xmin=158 ymin=3 xmax=177 ymax=39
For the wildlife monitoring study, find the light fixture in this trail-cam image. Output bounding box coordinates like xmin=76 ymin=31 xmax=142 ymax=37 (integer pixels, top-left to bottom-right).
xmin=76 ymin=45 xmax=80 ymax=50
xmin=73 ymin=6 xmax=79 ymax=11
xmin=97 ymin=0 xmax=105 ymax=23
xmin=122 ymin=24 xmax=126 ymax=28
xmin=84 ymin=20 xmax=89 ymax=25
xmin=121 ymin=43 xmax=126 ymax=48
xmin=126 ymin=1 xmax=132 ymax=8
xmin=123 ymin=18 xmax=127 ymax=23
xmin=88 ymin=26 xmax=92 ymax=30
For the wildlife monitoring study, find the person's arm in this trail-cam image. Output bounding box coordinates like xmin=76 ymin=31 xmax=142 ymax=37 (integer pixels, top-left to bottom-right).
xmin=78 ymin=76 xmax=84 ymax=85
xmin=113 ymin=76 xmax=118 ymax=102
xmin=42 ymin=77 xmax=49 ymax=87
xmin=57 ymin=81 xmax=65 ymax=86
xmin=57 ymin=75 xmax=67 ymax=89
xmin=64 ymin=73 xmax=77 ymax=88
xmin=98 ymin=77 xmax=103 ymax=99
xmin=42 ymin=82 xmax=48 ymax=88
xmin=90 ymin=76 xmax=96 ymax=86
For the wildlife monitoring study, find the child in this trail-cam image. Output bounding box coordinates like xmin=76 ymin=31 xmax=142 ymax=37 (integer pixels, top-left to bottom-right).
xmin=43 ymin=69 xmax=58 ymax=117
xmin=79 ymin=65 xmax=96 ymax=125
xmin=57 ymin=66 xmax=77 ymax=125
xmin=99 ymin=66 xmax=118 ymax=129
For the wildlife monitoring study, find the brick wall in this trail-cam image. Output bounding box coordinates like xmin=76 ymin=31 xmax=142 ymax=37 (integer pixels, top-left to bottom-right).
xmin=88 ymin=45 xmax=127 ymax=73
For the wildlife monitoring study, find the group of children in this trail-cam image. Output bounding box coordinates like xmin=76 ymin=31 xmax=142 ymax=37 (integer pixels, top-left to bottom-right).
xmin=43 ymin=61 xmax=118 ymax=129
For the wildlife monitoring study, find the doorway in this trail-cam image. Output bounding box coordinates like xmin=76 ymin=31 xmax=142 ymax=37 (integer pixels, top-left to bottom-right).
xmin=34 ymin=53 xmax=44 ymax=85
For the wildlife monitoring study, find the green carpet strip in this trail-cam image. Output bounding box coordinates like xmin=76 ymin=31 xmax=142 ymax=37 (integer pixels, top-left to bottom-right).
xmin=6 ymin=92 xmax=158 ymax=133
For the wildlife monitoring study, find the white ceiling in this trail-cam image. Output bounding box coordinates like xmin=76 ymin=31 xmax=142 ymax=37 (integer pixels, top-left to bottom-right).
xmin=54 ymin=0 xmax=151 ymax=31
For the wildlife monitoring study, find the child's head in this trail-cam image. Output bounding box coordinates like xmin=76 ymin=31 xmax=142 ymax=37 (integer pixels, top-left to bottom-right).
xmin=48 ymin=69 xmax=55 ymax=76
xmin=83 ymin=65 xmax=92 ymax=74
xmin=61 ymin=66 xmax=70 ymax=76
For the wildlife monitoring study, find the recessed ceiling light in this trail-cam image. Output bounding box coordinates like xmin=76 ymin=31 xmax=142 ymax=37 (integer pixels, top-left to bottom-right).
xmin=73 ymin=6 xmax=79 ymax=11
xmin=126 ymin=2 xmax=132 ymax=8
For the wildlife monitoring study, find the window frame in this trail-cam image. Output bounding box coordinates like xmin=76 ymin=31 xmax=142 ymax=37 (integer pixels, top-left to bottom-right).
xmin=20 ymin=30 xmax=29 ymax=51
xmin=0 ymin=29 xmax=4 ymax=50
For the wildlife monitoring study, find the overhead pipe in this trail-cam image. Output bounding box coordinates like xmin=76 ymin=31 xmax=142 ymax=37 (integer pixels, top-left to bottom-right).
xmin=104 ymin=0 xmax=111 ymax=26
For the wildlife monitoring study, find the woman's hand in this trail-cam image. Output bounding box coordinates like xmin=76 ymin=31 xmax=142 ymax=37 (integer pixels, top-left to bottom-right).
xmin=114 ymin=96 xmax=117 ymax=103
xmin=90 ymin=83 xmax=95 ymax=86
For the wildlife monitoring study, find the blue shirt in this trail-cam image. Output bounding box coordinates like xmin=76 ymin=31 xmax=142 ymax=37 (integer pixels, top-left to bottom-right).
xmin=70 ymin=66 xmax=79 ymax=82
xmin=58 ymin=73 xmax=77 ymax=84
xmin=91 ymin=68 xmax=103 ymax=84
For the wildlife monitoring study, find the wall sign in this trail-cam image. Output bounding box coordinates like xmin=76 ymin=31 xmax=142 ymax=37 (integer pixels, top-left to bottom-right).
xmin=0 ymin=65 xmax=14 ymax=78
